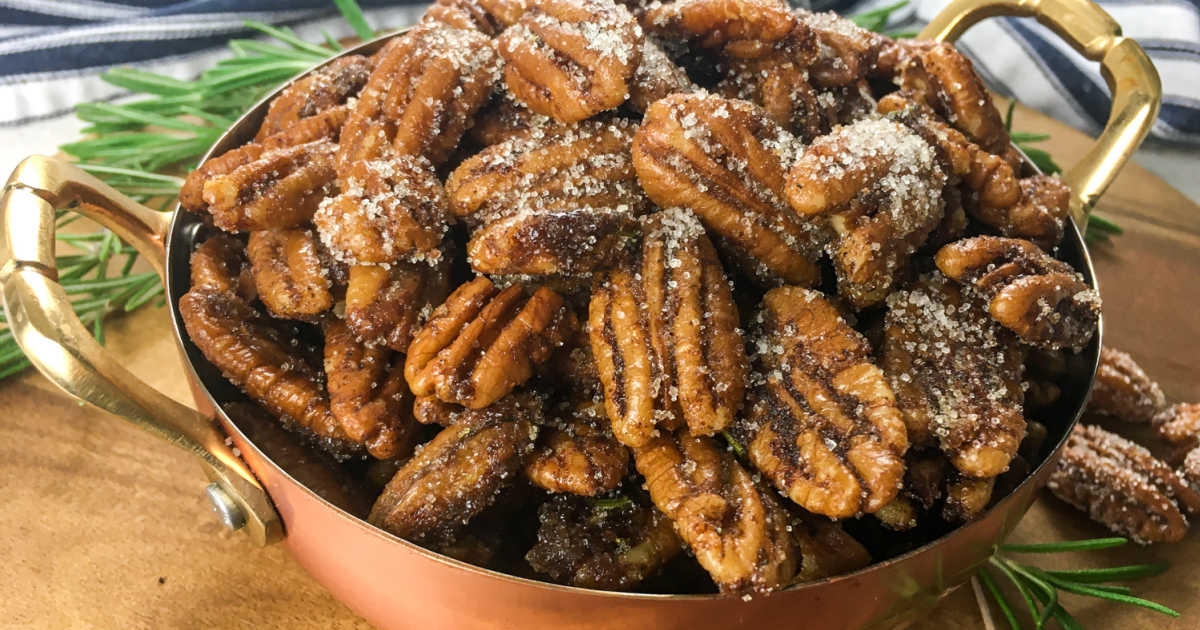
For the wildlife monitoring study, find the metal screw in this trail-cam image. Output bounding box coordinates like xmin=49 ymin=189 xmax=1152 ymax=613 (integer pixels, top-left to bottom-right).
xmin=205 ymin=483 xmax=247 ymax=531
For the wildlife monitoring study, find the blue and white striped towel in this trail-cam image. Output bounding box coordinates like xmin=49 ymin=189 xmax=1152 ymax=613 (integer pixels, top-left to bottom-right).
xmin=0 ymin=0 xmax=1196 ymax=145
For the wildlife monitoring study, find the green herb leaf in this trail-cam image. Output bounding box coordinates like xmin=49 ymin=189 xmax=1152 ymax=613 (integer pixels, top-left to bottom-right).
xmin=999 ymin=537 xmax=1128 ymax=554
xmin=850 ymin=0 xmax=909 ymax=32
xmin=333 ymin=0 xmax=376 ymax=42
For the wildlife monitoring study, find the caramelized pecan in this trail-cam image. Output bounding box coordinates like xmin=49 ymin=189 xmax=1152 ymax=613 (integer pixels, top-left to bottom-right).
xmin=935 ymin=236 xmax=1100 ymax=351
xmin=1048 ymin=424 xmax=1200 ymax=544
xmin=739 ymin=286 xmax=907 ymax=518
xmin=189 ymin=233 xmax=255 ymax=301
xmin=634 ymin=432 xmax=798 ymax=594
xmin=368 ymin=408 xmax=538 ymax=545
xmin=1089 ymin=346 xmax=1168 ymax=423
xmin=344 ymin=258 xmax=451 ymax=353
xmin=642 ymin=0 xmax=798 ymax=60
xmin=199 ymin=140 xmax=337 ymax=232
xmin=498 ymin=0 xmax=644 ymax=123
xmin=588 ymin=209 xmax=747 ymax=446
xmin=405 ymin=277 xmax=577 ymax=409
xmin=881 ymin=272 xmax=1025 ymax=477
xmin=246 ymin=228 xmax=335 ymax=319
xmin=794 ymin=10 xmax=886 ymax=88
xmin=526 ymin=494 xmax=682 ymax=590
xmin=633 ymin=92 xmax=826 ymax=285
xmin=255 ymin=55 xmax=371 ymax=141
xmin=786 ymin=117 xmax=947 ymax=307
xmin=337 ymin=23 xmax=501 ymax=170
xmin=898 ymin=42 xmax=1010 ymax=158
xmin=324 ymin=319 xmax=419 ymax=459
xmin=524 ymin=401 xmax=630 ymax=495
xmin=628 ymin=37 xmax=697 ymax=113
xmin=314 ymin=155 xmax=450 ymax=267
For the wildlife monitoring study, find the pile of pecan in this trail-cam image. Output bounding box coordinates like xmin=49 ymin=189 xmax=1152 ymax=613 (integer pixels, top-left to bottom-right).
xmin=177 ymin=0 xmax=1105 ymax=595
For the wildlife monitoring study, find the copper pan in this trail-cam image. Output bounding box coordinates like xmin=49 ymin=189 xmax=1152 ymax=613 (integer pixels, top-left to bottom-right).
xmin=0 ymin=0 xmax=1161 ymax=627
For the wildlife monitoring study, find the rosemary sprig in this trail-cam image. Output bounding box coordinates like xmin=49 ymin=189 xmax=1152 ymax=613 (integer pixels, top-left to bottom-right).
xmin=979 ymin=537 xmax=1178 ymax=629
xmin=851 ymin=0 xmax=910 ymax=32
xmin=0 ymin=1 xmax=375 ymax=383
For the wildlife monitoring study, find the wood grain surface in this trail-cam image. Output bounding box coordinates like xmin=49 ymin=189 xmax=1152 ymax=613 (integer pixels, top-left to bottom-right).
xmin=1 ymin=101 xmax=1197 ymax=630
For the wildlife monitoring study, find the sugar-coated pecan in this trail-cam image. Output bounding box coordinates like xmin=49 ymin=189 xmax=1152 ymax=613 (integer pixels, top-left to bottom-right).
xmin=467 ymin=93 xmax=561 ymax=147
xmin=877 ymin=93 xmax=1019 ymax=212
xmin=314 ymin=156 xmax=450 ymax=267
xmin=414 ymin=391 xmax=546 ymax=427
xmin=642 ymin=0 xmax=798 ymax=60
xmin=246 ymin=228 xmax=335 ymax=319
xmin=882 ymin=272 xmax=1026 ymax=477
xmin=255 ymin=55 xmax=371 ymax=141
xmin=324 ymin=319 xmax=419 ymax=459
xmin=368 ymin=409 xmax=538 ymax=545
xmin=421 ymin=0 xmax=507 ymax=34
xmin=178 ymin=287 xmax=359 ymax=457
xmin=448 ymin=119 xmax=648 ymax=275
xmin=199 ymin=140 xmax=337 ymax=233
xmin=738 ymin=286 xmax=907 ymax=518
xmin=344 ymin=258 xmax=451 ymax=353
xmin=969 ymin=175 xmax=1071 ymax=251
xmin=189 ymin=233 xmax=256 ymax=301
xmin=634 ymin=432 xmax=798 ymax=594
xmin=794 ymin=10 xmax=886 ymax=88
xmin=1088 ymin=346 xmax=1168 ymax=424
xmin=588 ymin=209 xmax=747 ymax=447
xmin=628 ymin=37 xmax=697 ymax=113
xmin=181 ymin=107 xmax=349 ymax=216
xmin=498 ymin=0 xmax=644 ymax=123
xmin=524 ymin=401 xmax=630 ymax=495
xmin=1048 ymin=424 xmax=1200 ymax=544
xmin=338 ymin=23 xmax=501 ymax=170
xmin=525 ymin=494 xmax=682 ymax=590
xmin=899 ymin=42 xmax=1010 ymax=158
xmin=405 ymin=277 xmax=577 ymax=409
xmin=633 ymin=92 xmax=826 ymax=285
xmin=1155 ymin=403 xmax=1200 ymax=457
xmin=786 ymin=117 xmax=947 ymax=307
xmin=942 ymin=474 xmax=995 ymax=523
xmin=935 ymin=236 xmax=1100 ymax=351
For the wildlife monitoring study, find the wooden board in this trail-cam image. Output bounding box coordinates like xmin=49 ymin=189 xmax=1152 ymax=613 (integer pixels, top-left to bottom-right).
xmin=1 ymin=101 xmax=1198 ymax=629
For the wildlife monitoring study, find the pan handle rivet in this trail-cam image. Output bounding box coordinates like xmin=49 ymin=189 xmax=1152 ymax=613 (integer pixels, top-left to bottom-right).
xmin=205 ymin=483 xmax=247 ymax=531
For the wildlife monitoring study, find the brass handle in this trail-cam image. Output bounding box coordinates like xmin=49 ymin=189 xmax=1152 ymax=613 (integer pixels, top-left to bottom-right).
xmin=0 ymin=155 xmax=282 ymax=545
xmin=920 ymin=0 xmax=1162 ymax=228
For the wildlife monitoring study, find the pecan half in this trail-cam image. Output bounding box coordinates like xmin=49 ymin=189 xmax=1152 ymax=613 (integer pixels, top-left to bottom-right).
xmin=324 ymin=319 xmax=419 ymax=460
xmin=642 ymin=0 xmax=798 ymax=60
xmin=422 ymin=0 xmax=506 ymax=35
xmin=255 ymin=55 xmax=371 ymax=141
xmin=1155 ymin=403 xmax=1200 ymax=459
xmin=935 ymin=236 xmax=1100 ymax=351
xmin=628 ymin=37 xmax=697 ymax=113
xmin=524 ymin=401 xmax=630 ymax=495
xmin=943 ymin=474 xmax=995 ymax=523
xmin=467 ymin=93 xmax=561 ymax=147
xmin=898 ymin=42 xmax=1009 ymax=158
xmin=1048 ymin=424 xmax=1200 ymax=544
xmin=368 ymin=408 xmax=538 ymax=545
xmin=246 ymin=228 xmax=335 ymax=320
xmin=448 ymin=119 xmax=649 ymax=275
xmin=337 ymin=23 xmax=501 ymax=170
xmin=526 ymin=494 xmax=682 ymax=590
xmin=634 ymin=432 xmax=798 ymax=594
xmin=498 ymin=0 xmax=644 ymax=123
xmin=189 ymin=233 xmax=255 ymax=301
xmin=314 ymin=155 xmax=450 ymax=267
xmin=181 ymin=106 xmax=348 ymax=216
xmin=405 ymin=277 xmax=577 ymax=409
xmin=786 ymin=117 xmax=947 ymax=307
xmin=738 ymin=286 xmax=907 ymax=518
xmin=1089 ymin=346 xmax=1168 ymax=423
xmin=199 ymin=140 xmax=337 ymax=232
xmin=881 ymin=272 xmax=1026 ymax=477
xmin=588 ymin=209 xmax=748 ymax=446
xmin=633 ymin=92 xmax=826 ymax=286
xmin=974 ymin=175 xmax=1071 ymax=251
xmin=794 ymin=10 xmax=886 ymax=88
xmin=178 ymin=287 xmax=359 ymax=457
xmin=344 ymin=258 xmax=451 ymax=353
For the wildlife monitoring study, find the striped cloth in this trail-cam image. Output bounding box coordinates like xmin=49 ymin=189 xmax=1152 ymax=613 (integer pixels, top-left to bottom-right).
xmin=0 ymin=0 xmax=1196 ymax=145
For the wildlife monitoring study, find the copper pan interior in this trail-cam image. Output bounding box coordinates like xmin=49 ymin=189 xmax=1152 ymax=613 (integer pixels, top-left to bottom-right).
xmin=163 ymin=29 xmax=1102 ymax=600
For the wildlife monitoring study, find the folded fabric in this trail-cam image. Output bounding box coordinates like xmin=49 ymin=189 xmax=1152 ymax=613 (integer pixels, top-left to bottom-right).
xmin=0 ymin=0 xmax=1195 ymax=145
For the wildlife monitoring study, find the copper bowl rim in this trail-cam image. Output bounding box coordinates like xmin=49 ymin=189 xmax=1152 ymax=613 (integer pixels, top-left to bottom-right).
xmin=164 ymin=28 xmax=1102 ymax=602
